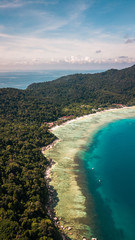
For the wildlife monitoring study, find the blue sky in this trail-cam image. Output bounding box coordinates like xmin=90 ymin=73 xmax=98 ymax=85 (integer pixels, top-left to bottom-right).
xmin=0 ymin=0 xmax=135 ymax=71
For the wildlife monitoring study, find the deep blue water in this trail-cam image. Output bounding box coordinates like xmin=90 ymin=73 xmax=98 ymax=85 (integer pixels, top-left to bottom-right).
xmin=82 ymin=119 xmax=135 ymax=239
xmin=0 ymin=69 xmax=103 ymax=89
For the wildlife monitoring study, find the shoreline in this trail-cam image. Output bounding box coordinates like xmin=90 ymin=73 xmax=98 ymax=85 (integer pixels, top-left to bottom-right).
xmin=44 ymin=158 xmax=71 ymax=240
xmin=43 ymin=144 xmax=72 ymax=240
xmin=43 ymin=106 xmax=135 ymax=240
xmin=42 ymin=139 xmax=60 ymax=154
xmin=50 ymin=106 xmax=129 ymax=132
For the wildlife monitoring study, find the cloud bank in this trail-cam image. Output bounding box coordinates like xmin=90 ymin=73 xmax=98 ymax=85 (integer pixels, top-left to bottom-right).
xmin=0 ymin=0 xmax=135 ymax=71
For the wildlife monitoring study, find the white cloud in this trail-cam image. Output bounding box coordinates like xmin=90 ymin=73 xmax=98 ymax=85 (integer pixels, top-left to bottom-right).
xmin=0 ymin=29 xmax=135 ymax=71
xmin=32 ymin=1 xmax=93 ymax=36
xmin=31 ymin=14 xmax=70 ymax=34
xmin=0 ymin=0 xmax=56 ymax=8
xmin=0 ymin=0 xmax=24 ymax=8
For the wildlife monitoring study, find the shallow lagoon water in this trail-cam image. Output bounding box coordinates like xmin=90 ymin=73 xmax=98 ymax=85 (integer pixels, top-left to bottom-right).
xmin=45 ymin=107 xmax=135 ymax=239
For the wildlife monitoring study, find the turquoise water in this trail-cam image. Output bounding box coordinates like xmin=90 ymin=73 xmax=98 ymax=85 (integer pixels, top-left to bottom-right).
xmin=82 ymin=118 xmax=135 ymax=239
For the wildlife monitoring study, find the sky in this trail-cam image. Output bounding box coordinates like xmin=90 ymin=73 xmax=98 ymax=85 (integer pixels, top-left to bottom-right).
xmin=0 ymin=0 xmax=135 ymax=71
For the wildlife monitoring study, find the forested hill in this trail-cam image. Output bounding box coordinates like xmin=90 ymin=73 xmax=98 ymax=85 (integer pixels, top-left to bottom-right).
xmin=28 ymin=64 xmax=135 ymax=92
xmin=0 ymin=64 xmax=135 ymax=240
xmin=27 ymin=64 xmax=135 ymax=108
xmin=1 ymin=64 xmax=135 ymax=124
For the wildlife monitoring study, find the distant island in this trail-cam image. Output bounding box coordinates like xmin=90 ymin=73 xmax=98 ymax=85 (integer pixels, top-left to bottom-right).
xmin=0 ymin=64 xmax=135 ymax=239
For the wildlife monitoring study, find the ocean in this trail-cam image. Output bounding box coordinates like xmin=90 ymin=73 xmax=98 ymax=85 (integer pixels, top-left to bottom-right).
xmin=0 ymin=69 xmax=103 ymax=89
xmin=82 ymin=118 xmax=135 ymax=239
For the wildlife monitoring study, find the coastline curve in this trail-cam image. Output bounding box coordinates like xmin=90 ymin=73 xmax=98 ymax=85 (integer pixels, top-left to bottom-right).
xmin=43 ymin=106 xmax=135 ymax=239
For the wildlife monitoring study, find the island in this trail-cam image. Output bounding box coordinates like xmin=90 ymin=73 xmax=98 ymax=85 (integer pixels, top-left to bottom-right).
xmin=0 ymin=64 xmax=135 ymax=239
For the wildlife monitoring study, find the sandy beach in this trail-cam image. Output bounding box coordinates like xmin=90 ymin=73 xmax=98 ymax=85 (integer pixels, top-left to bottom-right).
xmin=43 ymin=106 xmax=135 ymax=240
